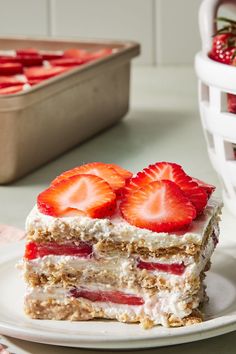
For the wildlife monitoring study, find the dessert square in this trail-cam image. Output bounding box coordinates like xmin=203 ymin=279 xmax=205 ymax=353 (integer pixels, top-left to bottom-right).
xmin=22 ymin=162 xmax=222 ymax=328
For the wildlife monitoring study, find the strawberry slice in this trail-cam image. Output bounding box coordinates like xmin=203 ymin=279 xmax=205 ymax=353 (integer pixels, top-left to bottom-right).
xmin=0 ymin=85 xmax=24 ymax=95
xmin=16 ymin=48 xmax=39 ymax=56
xmin=191 ymin=177 xmax=215 ymax=199
xmin=38 ymin=174 xmax=116 ymax=218
xmin=24 ymin=241 xmax=92 ymax=260
xmin=25 ymin=66 xmax=68 ymax=80
xmin=63 ymin=48 xmax=112 ymax=62
xmin=70 ymin=288 xmax=144 ymax=306
xmin=16 ymin=55 xmax=43 ymax=67
xmin=49 ymin=58 xmax=86 ymax=67
xmin=28 ymin=78 xmax=44 ymax=86
xmin=125 ymin=162 xmax=208 ymax=215
xmin=63 ymin=48 xmax=91 ymax=60
xmin=137 ymin=260 xmax=185 ymax=275
xmin=41 ymin=51 xmax=64 ymax=60
xmin=51 ymin=162 xmax=127 ymax=193
xmin=89 ymin=48 xmax=113 ymax=60
xmin=0 ymin=52 xmax=43 ymax=66
xmin=120 ymin=180 xmax=196 ymax=232
xmin=0 ymin=76 xmax=24 ymax=88
xmin=0 ymin=56 xmax=19 ymax=63
xmin=0 ymin=63 xmax=23 ymax=75
xmin=107 ymin=163 xmax=132 ymax=180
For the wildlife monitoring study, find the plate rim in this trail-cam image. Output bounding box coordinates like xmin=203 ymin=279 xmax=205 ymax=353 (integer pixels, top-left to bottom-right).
xmin=0 ymin=241 xmax=235 ymax=349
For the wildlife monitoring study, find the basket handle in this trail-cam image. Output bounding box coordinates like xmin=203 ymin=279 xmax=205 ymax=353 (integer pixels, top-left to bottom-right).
xmin=199 ymin=0 xmax=236 ymax=54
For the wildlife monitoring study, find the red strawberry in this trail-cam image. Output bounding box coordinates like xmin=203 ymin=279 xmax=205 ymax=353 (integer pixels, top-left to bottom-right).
xmin=41 ymin=51 xmax=64 ymax=60
xmin=0 ymin=76 xmax=24 ymax=88
xmin=225 ymin=43 xmax=236 ymax=114
xmin=63 ymin=49 xmax=89 ymax=58
xmin=89 ymin=48 xmax=113 ymax=60
xmin=70 ymin=288 xmax=144 ymax=306
xmin=0 ymin=85 xmax=24 ymax=95
xmin=16 ymin=48 xmax=39 ymax=56
xmin=191 ymin=177 xmax=215 ymax=199
xmin=24 ymin=241 xmax=92 ymax=260
xmin=38 ymin=174 xmax=116 ymax=218
xmin=28 ymin=79 xmax=44 ymax=86
xmin=209 ymin=34 xmax=236 ymax=64
xmin=227 ymin=92 xmax=236 ymax=113
xmin=51 ymin=162 xmax=127 ymax=193
xmin=63 ymin=48 xmax=91 ymax=62
xmin=106 ymin=163 xmax=132 ymax=180
xmin=63 ymin=48 xmax=112 ymax=62
xmin=0 ymin=56 xmax=19 ymax=63
xmin=125 ymin=162 xmax=208 ymax=215
xmin=120 ymin=180 xmax=196 ymax=232
xmin=16 ymin=54 xmax=43 ymax=67
xmin=0 ymin=62 xmax=23 ymax=75
xmin=137 ymin=260 xmax=185 ymax=275
xmin=49 ymin=58 xmax=86 ymax=67
xmin=25 ymin=66 xmax=68 ymax=80
xmin=209 ymin=18 xmax=236 ymax=64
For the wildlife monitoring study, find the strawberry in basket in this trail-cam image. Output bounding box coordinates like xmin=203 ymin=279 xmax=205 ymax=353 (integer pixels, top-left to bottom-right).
xmin=209 ymin=17 xmax=236 ymax=113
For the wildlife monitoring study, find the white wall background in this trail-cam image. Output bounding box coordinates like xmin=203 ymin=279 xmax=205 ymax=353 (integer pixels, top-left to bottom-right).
xmin=0 ymin=0 xmax=234 ymax=65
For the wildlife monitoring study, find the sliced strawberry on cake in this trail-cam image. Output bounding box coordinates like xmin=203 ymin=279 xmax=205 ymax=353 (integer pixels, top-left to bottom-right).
xmin=120 ymin=179 xmax=196 ymax=232
xmin=191 ymin=177 xmax=216 ymax=199
xmin=38 ymin=173 xmax=116 ymax=218
xmin=125 ymin=162 xmax=208 ymax=215
xmin=51 ymin=162 xmax=132 ymax=194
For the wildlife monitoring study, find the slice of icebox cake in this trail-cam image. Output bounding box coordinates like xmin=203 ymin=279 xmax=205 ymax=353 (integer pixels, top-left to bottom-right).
xmin=21 ymin=161 xmax=222 ymax=329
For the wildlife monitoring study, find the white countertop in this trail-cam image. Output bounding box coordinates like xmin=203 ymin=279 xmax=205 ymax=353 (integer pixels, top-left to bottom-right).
xmin=0 ymin=66 xmax=236 ymax=353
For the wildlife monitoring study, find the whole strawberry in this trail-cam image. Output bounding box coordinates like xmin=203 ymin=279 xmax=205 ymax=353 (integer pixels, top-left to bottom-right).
xmin=209 ymin=18 xmax=236 ymax=114
xmin=209 ymin=17 xmax=236 ymax=65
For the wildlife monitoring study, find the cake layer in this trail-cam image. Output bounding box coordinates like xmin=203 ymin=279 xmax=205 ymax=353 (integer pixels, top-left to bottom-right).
xmin=26 ymin=198 xmax=221 ymax=249
xmin=24 ymin=261 xmax=208 ymax=294
xmin=25 ymin=298 xmax=203 ymax=328
xmin=25 ymin=283 xmax=205 ymax=328
xmin=23 ymin=222 xmax=217 ymax=292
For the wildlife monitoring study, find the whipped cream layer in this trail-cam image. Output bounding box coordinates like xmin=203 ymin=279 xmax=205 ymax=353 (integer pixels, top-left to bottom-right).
xmin=26 ymin=198 xmax=222 ymax=249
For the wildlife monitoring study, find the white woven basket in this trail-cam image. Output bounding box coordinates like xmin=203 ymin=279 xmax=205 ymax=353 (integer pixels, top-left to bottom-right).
xmin=195 ymin=0 xmax=236 ymax=216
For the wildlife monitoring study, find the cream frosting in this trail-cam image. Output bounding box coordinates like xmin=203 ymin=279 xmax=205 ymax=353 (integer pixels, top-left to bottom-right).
xmin=26 ymin=198 xmax=222 ymax=249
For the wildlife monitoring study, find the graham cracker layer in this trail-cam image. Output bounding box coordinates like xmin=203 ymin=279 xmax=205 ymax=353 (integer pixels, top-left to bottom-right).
xmin=27 ymin=221 xmax=218 ymax=262
xmin=25 ymin=215 xmax=219 ymax=262
xmin=25 ymin=297 xmax=203 ymax=329
xmin=25 ymin=263 xmax=209 ymax=295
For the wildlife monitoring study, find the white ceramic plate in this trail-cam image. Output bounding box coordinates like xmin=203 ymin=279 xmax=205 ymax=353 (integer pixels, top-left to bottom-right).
xmin=0 ymin=242 xmax=235 ymax=349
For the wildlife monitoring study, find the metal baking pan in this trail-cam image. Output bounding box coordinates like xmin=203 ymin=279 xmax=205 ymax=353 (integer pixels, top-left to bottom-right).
xmin=0 ymin=36 xmax=140 ymax=184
